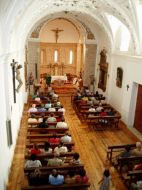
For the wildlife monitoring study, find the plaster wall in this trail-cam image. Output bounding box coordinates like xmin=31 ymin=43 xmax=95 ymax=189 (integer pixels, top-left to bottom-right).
xmin=108 ymin=54 xmax=142 ymax=126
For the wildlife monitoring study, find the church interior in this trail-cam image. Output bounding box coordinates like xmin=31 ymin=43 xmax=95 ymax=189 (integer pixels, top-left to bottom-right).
xmin=1 ymin=0 xmax=142 ymax=190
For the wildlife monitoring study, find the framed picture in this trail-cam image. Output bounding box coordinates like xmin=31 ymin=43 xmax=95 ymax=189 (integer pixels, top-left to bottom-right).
xmin=116 ymin=67 xmax=123 ymax=88
xmin=6 ymin=120 xmax=13 ymax=147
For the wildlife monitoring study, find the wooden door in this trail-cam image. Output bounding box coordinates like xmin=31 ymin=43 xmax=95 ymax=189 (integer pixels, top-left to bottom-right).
xmin=134 ymin=84 xmax=142 ymax=133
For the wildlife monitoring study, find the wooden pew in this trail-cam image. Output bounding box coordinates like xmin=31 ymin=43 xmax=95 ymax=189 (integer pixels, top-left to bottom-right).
xmin=26 ymin=142 xmax=75 ymax=151
xmin=27 ymin=127 xmax=68 ymax=134
xmin=24 ymin=164 xmax=84 ymax=174
xmin=117 ymin=156 xmax=142 ymax=174
xmin=127 ymin=170 xmax=142 ymax=189
xmin=107 ymin=143 xmax=137 ymax=162
xmin=27 ymin=133 xmax=69 ymax=140
xmin=21 ymin=182 xmax=90 ymax=190
xmin=25 ymin=152 xmax=76 ymax=160
xmin=29 ymin=111 xmax=63 ymax=116
xmin=87 ymin=115 xmax=121 ymax=130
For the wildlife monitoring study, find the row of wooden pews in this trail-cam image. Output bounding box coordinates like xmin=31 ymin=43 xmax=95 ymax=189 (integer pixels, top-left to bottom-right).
xmin=21 ymin=96 xmax=90 ymax=190
xmin=107 ymin=143 xmax=142 ymax=189
xmin=73 ymin=98 xmax=121 ymax=130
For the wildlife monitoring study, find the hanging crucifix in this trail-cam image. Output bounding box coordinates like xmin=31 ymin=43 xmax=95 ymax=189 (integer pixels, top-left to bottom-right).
xmin=11 ymin=59 xmax=23 ymax=103
xmin=51 ymin=28 xmax=64 ymax=43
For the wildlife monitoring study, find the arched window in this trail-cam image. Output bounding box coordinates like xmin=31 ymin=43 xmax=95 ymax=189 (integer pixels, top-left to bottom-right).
xmin=54 ymin=50 xmax=58 ymax=63
xmin=69 ymin=50 xmax=73 ymax=64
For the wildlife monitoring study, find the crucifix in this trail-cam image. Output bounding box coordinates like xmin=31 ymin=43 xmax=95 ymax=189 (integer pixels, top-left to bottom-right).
xmin=11 ymin=59 xmax=17 ymax=103
xmin=51 ymin=28 xmax=64 ymax=43
xmin=11 ymin=59 xmax=23 ymax=103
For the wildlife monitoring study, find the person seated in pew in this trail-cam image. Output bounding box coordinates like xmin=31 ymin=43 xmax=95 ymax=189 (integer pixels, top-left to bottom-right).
xmin=56 ymin=118 xmax=68 ymax=129
xmin=28 ymin=143 xmax=42 ymax=155
xmin=49 ymin=169 xmax=64 ymax=185
xmin=45 ymin=101 xmax=52 ymax=109
xmin=28 ymin=104 xmax=38 ymax=113
xmin=58 ymin=106 xmax=65 ymax=115
xmin=38 ymin=113 xmax=45 ymax=123
xmin=131 ymin=142 xmax=142 ymax=156
xmin=107 ymin=108 xmax=115 ymax=116
xmin=54 ymin=142 xmax=68 ymax=154
xmin=47 ymin=152 xmax=64 ymax=166
xmin=25 ymin=154 xmax=42 ymax=168
xmin=38 ymin=117 xmax=48 ymax=128
xmin=48 ymin=134 xmax=60 ymax=144
xmin=28 ymin=114 xmax=38 ymax=127
xmin=96 ymin=103 xmax=103 ymax=112
xmin=87 ymin=98 xmax=93 ymax=105
xmin=65 ymin=170 xmax=76 ymax=184
xmin=41 ymin=141 xmax=53 ymax=154
xmin=34 ymin=96 xmax=41 ymax=103
xmin=54 ymin=100 xmax=61 ymax=108
xmin=37 ymin=104 xmax=47 ymax=112
xmin=70 ymin=152 xmax=81 ymax=165
xmin=76 ymin=168 xmax=89 ymax=184
xmin=99 ymin=109 xmax=108 ymax=124
xmin=88 ymin=105 xmax=96 ymax=112
xmin=133 ymin=158 xmax=142 ymax=170
xmin=48 ymin=104 xmax=56 ymax=112
xmin=113 ymin=145 xmax=132 ymax=167
xmin=46 ymin=113 xmax=57 ymax=128
xmin=61 ymin=132 xmax=72 ymax=143
xmin=131 ymin=181 xmax=142 ymax=190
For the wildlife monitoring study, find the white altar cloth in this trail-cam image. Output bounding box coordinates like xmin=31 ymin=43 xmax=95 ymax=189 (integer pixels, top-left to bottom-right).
xmin=51 ymin=76 xmax=67 ymax=82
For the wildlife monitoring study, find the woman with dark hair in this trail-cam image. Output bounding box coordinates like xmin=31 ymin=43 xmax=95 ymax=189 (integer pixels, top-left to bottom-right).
xmin=42 ymin=142 xmax=52 ymax=154
xmin=75 ymin=168 xmax=89 ymax=183
xmin=25 ymin=154 xmax=42 ymax=168
xmin=98 ymin=169 xmax=111 ymax=190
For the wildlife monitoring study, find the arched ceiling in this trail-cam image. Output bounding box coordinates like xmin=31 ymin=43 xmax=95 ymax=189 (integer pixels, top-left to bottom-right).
xmin=0 ymin=0 xmax=140 ymax=53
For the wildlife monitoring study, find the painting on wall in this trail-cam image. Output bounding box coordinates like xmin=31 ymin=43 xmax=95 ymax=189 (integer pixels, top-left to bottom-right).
xmin=6 ymin=120 xmax=13 ymax=147
xmin=116 ymin=67 xmax=123 ymax=88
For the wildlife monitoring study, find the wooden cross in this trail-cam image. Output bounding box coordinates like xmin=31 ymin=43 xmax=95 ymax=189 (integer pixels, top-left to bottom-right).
xmin=51 ymin=28 xmax=63 ymax=43
xmin=11 ymin=59 xmax=17 ymax=103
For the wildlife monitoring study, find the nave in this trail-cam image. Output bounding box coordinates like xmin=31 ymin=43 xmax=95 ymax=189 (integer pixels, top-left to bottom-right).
xmin=8 ymin=94 xmax=139 ymax=190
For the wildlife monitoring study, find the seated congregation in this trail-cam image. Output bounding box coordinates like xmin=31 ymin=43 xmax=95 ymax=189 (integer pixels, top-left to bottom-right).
xmin=22 ymin=88 xmax=90 ymax=190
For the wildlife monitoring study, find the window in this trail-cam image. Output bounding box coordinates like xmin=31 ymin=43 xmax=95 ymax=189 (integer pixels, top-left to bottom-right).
xmin=69 ymin=50 xmax=73 ymax=64
xmin=54 ymin=50 xmax=58 ymax=63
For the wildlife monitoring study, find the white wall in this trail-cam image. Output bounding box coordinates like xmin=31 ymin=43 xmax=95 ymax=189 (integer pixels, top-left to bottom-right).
xmin=108 ymin=54 xmax=142 ymax=126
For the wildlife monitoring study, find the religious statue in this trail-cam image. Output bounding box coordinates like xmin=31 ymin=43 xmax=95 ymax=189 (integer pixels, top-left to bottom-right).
xmin=100 ymin=48 xmax=107 ymax=64
xmin=116 ymin=67 xmax=123 ymax=88
xmin=28 ymin=72 xmax=34 ymax=85
xmin=51 ymin=28 xmax=64 ymax=43
xmin=15 ymin=64 xmax=23 ymax=92
xmin=45 ymin=73 xmax=52 ymax=86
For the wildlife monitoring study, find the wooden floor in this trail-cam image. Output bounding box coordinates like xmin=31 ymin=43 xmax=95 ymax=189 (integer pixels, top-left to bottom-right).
xmin=7 ymin=94 xmax=139 ymax=190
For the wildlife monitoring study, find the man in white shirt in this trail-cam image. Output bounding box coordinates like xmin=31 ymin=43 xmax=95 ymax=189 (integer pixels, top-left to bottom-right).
xmin=56 ymin=119 xmax=68 ymax=129
xmin=48 ymin=105 xmax=56 ymax=112
xmin=25 ymin=154 xmax=42 ymax=168
xmin=47 ymin=113 xmax=57 ymax=128
xmin=54 ymin=142 xmax=68 ymax=154
xmin=61 ymin=132 xmax=72 ymax=143
xmin=58 ymin=106 xmax=65 ymax=115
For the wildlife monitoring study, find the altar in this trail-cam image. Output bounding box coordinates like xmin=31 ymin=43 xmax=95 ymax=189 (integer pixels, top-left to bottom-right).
xmin=51 ymin=75 xmax=67 ymax=83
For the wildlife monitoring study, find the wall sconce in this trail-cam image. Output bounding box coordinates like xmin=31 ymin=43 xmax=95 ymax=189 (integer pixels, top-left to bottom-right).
xmin=126 ymin=84 xmax=129 ymax=91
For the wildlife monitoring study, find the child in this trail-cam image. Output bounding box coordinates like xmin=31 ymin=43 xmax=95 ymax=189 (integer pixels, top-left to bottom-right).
xmin=98 ymin=169 xmax=111 ymax=190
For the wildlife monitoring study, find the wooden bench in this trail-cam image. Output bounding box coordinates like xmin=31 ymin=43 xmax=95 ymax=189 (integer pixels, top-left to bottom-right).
xmin=107 ymin=143 xmax=136 ymax=162
xmin=21 ymin=182 xmax=90 ymax=190
xmin=29 ymin=111 xmax=63 ymax=116
xmin=24 ymin=164 xmax=84 ymax=174
xmin=87 ymin=115 xmax=121 ymax=130
xmin=127 ymin=170 xmax=142 ymax=189
xmin=25 ymin=152 xmax=76 ymax=160
xmin=26 ymin=142 xmax=74 ymax=150
xmin=117 ymin=156 xmax=142 ymax=174
xmin=27 ymin=127 xmax=68 ymax=134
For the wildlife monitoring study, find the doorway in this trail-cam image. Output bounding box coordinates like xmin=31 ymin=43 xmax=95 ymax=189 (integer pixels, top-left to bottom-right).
xmin=134 ymin=84 xmax=142 ymax=133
